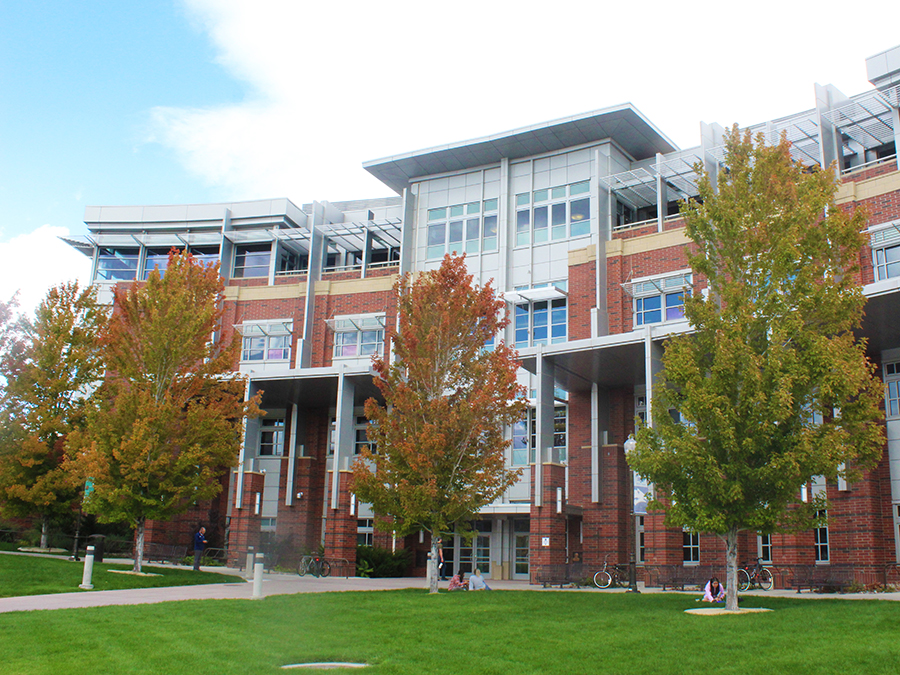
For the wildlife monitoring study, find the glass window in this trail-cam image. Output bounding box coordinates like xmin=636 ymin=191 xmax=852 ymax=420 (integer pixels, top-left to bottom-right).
xmin=142 ymin=249 xmax=179 ymax=279
xmin=334 ymin=330 xmax=384 ymax=359
xmin=448 ymin=220 xmax=464 ymax=254
xmin=259 ymin=418 xmax=285 ymax=456
xmin=875 ymin=244 xmax=900 ymax=281
xmin=665 ymin=291 xmax=686 ymax=321
xmin=635 ymin=295 xmax=662 ymax=325
xmin=814 ymin=511 xmax=829 ymax=562
xmin=515 ymin=298 xmax=567 ymax=347
xmin=234 ymin=244 xmax=271 ymax=278
xmin=885 ymin=361 xmax=900 ymax=418
xmin=242 ymin=333 xmax=291 ymax=362
xmin=191 ymin=246 xmax=220 ymax=268
xmin=427 ymin=222 xmax=446 ymax=260
xmin=514 ymin=406 xmax=567 ymax=465
xmin=355 ymin=416 xmax=376 ymax=455
xmin=683 ymin=531 xmax=700 ymax=563
xmin=97 ymin=248 xmax=139 ymax=281
xmin=516 ymin=210 xmax=530 ymax=247
xmin=483 ymin=215 xmax=498 ymax=252
xmin=357 ymin=519 xmax=374 ymax=546
xmin=428 ymin=200 xmax=498 ymax=258
xmin=533 ymin=206 xmax=549 ymax=243
xmin=758 ymin=534 xmax=772 ymax=563
xmin=569 ymin=181 xmax=590 ymax=195
xmin=516 ymin=193 xmax=530 ymax=207
xmin=569 ymin=198 xmax=590 ymax=237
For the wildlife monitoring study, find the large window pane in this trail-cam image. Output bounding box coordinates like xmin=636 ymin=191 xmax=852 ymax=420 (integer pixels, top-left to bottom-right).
xmin=516 ymin=210 xmax=530 ymax=247
xmin=97 ymin=248 xmax=139 ymax=281
xmin=569 ymin=198 xmax=590 ymax=237
xmin=234 ymin=244 xmax=271 ymax=278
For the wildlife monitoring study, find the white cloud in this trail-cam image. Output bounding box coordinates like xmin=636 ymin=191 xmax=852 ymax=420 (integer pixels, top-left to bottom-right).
xmin=0 ymin=226 xmax=92 ymax=317
xmin=150 ymin=0 xmax=900 ymax=206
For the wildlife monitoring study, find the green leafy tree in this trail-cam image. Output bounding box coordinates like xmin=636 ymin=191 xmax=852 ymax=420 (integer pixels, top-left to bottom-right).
xmin=71 ymin=251 xmax=261 ymax=571
xmin=629 ymin=128 xmax=885 ymax=610
xmin=351 ymin=254 xmax=527 ymax=593
xmin=0 ymin=284 xmax=106 ymax=548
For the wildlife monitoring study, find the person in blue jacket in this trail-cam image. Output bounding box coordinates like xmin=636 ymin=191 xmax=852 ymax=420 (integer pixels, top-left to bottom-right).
xmin=193 ymin=526 xmax=207 ymax=571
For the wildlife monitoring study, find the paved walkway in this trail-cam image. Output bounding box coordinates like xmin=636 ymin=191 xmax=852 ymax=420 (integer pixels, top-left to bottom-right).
xmin=2 ymin=553 xmax=899 ymax=613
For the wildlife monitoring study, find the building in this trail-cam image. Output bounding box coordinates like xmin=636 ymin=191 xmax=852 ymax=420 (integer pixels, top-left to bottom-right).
xmin=64 ymin=45 xmax=900 ymax=585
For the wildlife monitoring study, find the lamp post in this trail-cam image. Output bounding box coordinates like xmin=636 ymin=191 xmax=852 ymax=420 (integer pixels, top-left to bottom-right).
xmin=623 ymin=434 xmax=641 ymax=594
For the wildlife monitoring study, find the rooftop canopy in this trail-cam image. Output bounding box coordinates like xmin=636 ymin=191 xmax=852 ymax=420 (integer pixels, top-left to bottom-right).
xmin=363 ymin=104 xmax=679 ymax=194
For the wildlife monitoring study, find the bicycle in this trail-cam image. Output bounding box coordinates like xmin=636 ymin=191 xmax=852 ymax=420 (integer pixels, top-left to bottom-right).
xmin=738 ymin=557 xmax=773 ymax=591
xmin=298 ymin=554 xmax=331 ymax=578
xmin=593 ymin=556 xmax=627 ymax=589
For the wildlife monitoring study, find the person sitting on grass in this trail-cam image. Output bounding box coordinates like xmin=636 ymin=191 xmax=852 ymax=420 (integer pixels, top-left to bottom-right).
xmin=448 ymin=571 xmax=467 ymax=591
xmin=468 ymin=568 xmax=491 ymax=591
xmin=702 ymin=577 xmax=725 ymax=602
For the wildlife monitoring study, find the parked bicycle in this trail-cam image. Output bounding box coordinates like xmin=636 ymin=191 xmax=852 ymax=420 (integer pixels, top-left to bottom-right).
xmin=738 ymin=557 xmax=773 ymax=591
xmin=298 ymin=554 xmax=331 ymax=578
xmin=593 ymin=556 xmax=627 ymax=589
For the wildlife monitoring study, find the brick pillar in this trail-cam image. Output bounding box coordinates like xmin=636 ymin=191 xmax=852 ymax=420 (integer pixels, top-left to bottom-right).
xmin=276 ymin=456 xmax=322 ymax=566
xmin=323 ymin=470 xmax=356 ymax=570
xmin=227 ymin=471 xmax=264 ymax=567
xmin=580 ymin=443 xmax=631 ymax=569
xmin=530 ymin=463 xmax=567 ymax=583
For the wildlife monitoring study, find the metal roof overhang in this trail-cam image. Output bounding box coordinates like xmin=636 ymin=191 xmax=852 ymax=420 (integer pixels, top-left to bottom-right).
xmin=518 ymin=334 xmax=648 ymax=393
xmin=248 ymin=366 xmax=381 ymax=409
xmin=363 ymin=105 xmax=679 ymax=194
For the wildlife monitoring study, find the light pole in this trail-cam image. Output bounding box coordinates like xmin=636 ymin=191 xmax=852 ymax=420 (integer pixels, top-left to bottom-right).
xmin=623 ymin=434 xmax=641 ymax=594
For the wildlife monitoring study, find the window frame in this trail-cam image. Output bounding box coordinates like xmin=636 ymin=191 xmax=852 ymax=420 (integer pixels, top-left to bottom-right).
xmin=426 ymin=199 xmax=498 ymax=260
xmin=514 ymin=180 xmax=591 ymax=248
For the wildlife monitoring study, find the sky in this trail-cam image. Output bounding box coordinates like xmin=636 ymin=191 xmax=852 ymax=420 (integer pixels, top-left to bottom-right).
xmin=1 ymin=0 xmax=898 ymax=314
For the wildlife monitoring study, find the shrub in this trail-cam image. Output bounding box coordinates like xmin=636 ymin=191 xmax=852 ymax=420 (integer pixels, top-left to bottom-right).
xmin=356 ymin=546 xmax=411 ymax=578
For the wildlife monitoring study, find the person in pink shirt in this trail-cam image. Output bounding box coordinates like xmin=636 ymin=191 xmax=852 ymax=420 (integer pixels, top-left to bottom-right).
xmin=702 ymin=577 xmax=725 ymax=602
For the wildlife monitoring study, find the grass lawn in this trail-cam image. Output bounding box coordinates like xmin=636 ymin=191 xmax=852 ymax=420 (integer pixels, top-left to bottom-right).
xmin=0 ymin=552 xmax=236 ymax=597
xmin=0 ymin=589 xmax=897 ymax=674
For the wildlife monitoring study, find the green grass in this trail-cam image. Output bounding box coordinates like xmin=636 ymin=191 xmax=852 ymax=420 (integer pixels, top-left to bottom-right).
xmin=0 ymin=590 xmax=898 ymax=674
xmin=0 ymin=552 xmax=236 ymax=597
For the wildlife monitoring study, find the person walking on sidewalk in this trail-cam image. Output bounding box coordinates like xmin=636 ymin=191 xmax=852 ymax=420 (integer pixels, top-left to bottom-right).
xmin=193 ymin=526 xmax=207 ymax=571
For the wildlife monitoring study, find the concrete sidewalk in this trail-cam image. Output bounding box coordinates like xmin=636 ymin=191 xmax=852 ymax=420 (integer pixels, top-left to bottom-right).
xmin=2 ymin=557 xmax=899 ymax=614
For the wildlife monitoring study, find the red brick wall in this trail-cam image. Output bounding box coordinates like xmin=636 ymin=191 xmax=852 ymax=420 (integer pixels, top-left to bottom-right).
xmin=226 ymin=471 xmax=265 ymax=567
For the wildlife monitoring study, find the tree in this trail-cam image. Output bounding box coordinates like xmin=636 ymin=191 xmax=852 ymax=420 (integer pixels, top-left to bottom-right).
xmin=0 ymin=283 xmax=106 ymax=548
xmin=351 ymin=254 xmax=527 ymax=593
xmin=629 ymin=128 xmax=885 ymax=611
xmin=70 ymin=250 xmax=261 ymax=572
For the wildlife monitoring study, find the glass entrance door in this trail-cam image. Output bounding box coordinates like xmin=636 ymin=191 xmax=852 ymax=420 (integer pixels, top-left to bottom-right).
xmin=512 ymin=518 xmax=530 ymax=580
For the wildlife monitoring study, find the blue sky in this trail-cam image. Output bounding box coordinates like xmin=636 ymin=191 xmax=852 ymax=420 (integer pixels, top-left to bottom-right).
xmin=0 ymin=0 xmax=897 ymax=312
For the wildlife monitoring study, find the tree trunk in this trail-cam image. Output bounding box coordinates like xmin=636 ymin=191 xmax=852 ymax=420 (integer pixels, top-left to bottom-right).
xmin=40 ymin=516 xmax=49 ymax=550
xmin=133 ymin=517 xmax=145 ymax=573
xmin=428 ymin=533 xmax=439 ymax=594
xmin=724 ymin=528 xmax=739 ymax=612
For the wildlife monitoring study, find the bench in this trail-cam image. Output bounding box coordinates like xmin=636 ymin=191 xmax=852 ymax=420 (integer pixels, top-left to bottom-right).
xmin=143 ymin=543 xmax=188 ymax=564
xmin=790 ymin=565 xmax=854 ymax=593
xmin=534 ymin=563 xmax=586 ymax=588
xmin=656 ymin=565 xmax=715 ymax=591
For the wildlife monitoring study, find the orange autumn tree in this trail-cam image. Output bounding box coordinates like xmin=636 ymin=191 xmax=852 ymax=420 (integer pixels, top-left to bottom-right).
xmin=0 ymin=284 xmax=106 ymax=549
xmin=71 ymin=250 xmax=260 ymax=572
xmin=352 ymin=254 xmax=526 ymax=593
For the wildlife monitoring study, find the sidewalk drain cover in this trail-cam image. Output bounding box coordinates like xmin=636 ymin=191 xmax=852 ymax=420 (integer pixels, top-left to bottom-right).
xmin=281 ymin=664 xmax=369 ymax=670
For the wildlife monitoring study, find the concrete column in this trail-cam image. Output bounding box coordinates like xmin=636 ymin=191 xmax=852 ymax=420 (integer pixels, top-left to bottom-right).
xmin=298 ymin=202 xmax=326 ymax=368
xmin=331 ymin=367 xmax=355 ymax=509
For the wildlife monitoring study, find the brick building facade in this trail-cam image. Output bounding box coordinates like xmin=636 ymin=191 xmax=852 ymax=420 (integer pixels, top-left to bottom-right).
xmin=65 ymin=45 xmax=900 ymax=586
